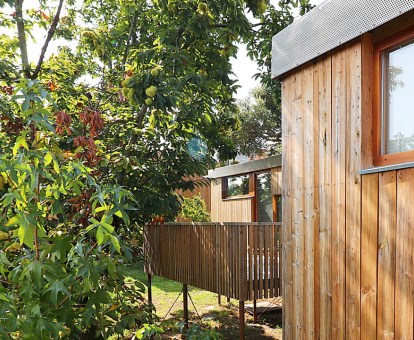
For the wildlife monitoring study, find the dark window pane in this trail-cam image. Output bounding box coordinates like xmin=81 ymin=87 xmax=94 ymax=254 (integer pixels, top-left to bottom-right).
xmin=276 ymin=195 xmax=282 ymax=223
xmin=257 ymin=173 xmax=272 ymax=222
xmin=226 ymin=175 xmax=250 ymax=197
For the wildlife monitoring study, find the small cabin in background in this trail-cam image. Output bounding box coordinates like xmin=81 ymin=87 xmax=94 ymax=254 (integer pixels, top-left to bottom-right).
xmin=272 ymin=0 xmax=414 ymax=339
xmin=207 ymin=155 xmax=282 ymax=223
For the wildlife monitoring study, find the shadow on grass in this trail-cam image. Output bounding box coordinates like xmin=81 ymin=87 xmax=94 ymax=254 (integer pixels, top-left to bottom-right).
xmin=198 ymin=309 xmax=275 ymax=340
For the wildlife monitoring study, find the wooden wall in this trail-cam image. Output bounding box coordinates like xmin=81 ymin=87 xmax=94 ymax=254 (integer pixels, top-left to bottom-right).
xmin=281 ymin=34 xmax=414 ymax=339
xmin=210 ymin=179 xmax=252 ymax=222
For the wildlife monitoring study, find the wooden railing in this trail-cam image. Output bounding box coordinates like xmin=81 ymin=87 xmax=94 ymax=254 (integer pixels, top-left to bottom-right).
xmin=144 ymin=222 xmax=282 ymax=301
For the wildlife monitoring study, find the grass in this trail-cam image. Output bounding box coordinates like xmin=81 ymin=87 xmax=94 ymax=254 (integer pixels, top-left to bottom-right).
xmin=122 ymin=263 xmax=282 ymax=339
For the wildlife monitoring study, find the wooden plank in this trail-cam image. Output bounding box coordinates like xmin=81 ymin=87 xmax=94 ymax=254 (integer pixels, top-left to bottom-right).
xmin=361 ymin=173 xmax=379 ymax=339
xmin=377 ymin=171 xmax=397 ymax=339
xmin=292 ymin=68 xmax=305 ymax=339
xmin=282 ymin=73 xmax=295 ymax=339
xmin=271 ymin=167 xmax=282 ymax=196
xmin=316 ymin=55 xmax=332 ymax=339
xmin=264 ymin=225 xmax=269 ymax=298
xmin=331 ymin=48 xmax=347 ymax=340
xmin=361 ymin=33 xmax=373 ymax=169
xmin=240 ymin=225 xmax=247 ymax=300
xmin=248 ymin=224 xmax=253 ymax=300
xmin=395 ymin=169 xmax=414 ymax=339
xmin=258 ymin=225 xmax=264 ymax=299
xmin=302 ymin=64 xmax=315 ymax=338
xmin=270 ymin=224 xmax=275 ymax=297
xmin=345 ymin=42 xmax=362 ymax=340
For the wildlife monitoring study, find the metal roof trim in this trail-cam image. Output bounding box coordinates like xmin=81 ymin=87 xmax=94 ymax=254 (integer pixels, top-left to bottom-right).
xmin=207 ymin=155 xmax=281 ymax=179
xmin=271 ymin=0 xmax=414 ymax=79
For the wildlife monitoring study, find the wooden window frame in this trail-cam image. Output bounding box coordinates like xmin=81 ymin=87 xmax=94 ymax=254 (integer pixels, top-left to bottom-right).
xmin=373 ymin=25 xmax=414 ymax=166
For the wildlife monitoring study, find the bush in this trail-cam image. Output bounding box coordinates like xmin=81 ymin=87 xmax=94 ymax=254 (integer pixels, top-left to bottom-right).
xmin=179 ymin=195 xmax=211 ymax=222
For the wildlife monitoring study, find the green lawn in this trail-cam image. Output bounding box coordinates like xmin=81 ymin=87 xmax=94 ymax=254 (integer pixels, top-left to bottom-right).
xmin=122 ymin=263 xmax=282 ymax=339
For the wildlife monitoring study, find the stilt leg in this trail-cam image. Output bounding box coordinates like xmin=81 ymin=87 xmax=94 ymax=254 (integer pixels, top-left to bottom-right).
xmin=147 ymin=273 xmax=152 ymax=305
xmin=183 ymin=284 xmax=189 ymax=330
xmin=218 ymin=294 xmax=221 ymax=305
xmin=239 ymin=300 xmax=245 ymax=340
xmin=253 ymin=299 xmax=258 ymax=323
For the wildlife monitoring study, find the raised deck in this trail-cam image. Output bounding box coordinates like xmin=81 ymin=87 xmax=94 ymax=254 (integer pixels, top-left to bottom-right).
xmin=144 ymin=222 xmax=282 ymax=301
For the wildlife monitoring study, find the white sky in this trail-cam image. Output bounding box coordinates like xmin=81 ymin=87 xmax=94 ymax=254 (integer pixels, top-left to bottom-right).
xmin=233 ymin=0 xmax=326 ymax=100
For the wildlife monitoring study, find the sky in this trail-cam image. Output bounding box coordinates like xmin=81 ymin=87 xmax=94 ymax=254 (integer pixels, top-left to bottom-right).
xmin=232 ymin=0 xmax=326 ymax=100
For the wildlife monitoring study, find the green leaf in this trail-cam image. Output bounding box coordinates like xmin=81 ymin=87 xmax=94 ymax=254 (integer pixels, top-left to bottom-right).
xmin=109 ymin=235 xmax=121 ymax=253
xmin=5 ymin=215 xmax=20 ymax=226
xmin=44 ymin=152 xmax=53 ymax=166
xmin=96 ymin=226 xmax=105 ymax=245
xmin=44 ymin=279 xmax=70 ymax=306
xmin=53 ymin=160 xmax=60 ymax=174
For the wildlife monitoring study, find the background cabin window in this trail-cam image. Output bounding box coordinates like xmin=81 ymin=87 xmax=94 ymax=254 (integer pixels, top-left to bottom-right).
xmin=256 ymin=172 xmax=272 ymax=222
xmin=274 ymin=194 xmax=282 ymax=223
xmin=381 ymin=39 xmax=414 ymax=155
xmin=223 ymin=174 xmax=250 ymax=198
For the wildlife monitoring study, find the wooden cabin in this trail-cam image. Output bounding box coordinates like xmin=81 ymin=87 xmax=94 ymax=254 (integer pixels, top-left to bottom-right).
xmin=208 ymin=155 xmax=282 ymax=223
xmin=271 ymin=1 xmax=414 ymax=339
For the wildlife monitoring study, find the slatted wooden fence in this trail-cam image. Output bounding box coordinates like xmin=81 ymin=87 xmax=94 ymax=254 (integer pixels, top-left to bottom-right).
xmin=144 ymin=222 xmax=282 ymax=301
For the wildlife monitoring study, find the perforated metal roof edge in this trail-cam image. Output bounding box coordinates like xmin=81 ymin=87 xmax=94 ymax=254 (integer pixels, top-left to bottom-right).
xmin=271 ymin=0 xmax=414 ymax=79
xmin=207 ymin=155 xmax=281 ymax=179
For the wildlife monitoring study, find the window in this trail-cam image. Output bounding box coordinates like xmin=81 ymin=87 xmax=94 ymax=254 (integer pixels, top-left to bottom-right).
xmin=222 ymin=174 xmax=252 ymax=198
xmin=274 ymin=194 xmax=282 ymax=223
xmin=256 ymin=172 xmax=272 ymax=222
xmin=374 ymin=27 xmax=414 ymax=166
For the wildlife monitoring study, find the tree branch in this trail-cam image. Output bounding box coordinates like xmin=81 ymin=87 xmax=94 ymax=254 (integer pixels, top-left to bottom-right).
xmin=31 ymin=0 xmax=65 ymax=79
xmin=122 ymin=10 xmax=138 ymax=67
xmin=15 ymin=0 xmax=30 ymax=77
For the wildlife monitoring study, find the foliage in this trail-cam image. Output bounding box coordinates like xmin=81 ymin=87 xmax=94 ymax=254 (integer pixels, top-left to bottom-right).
xmin=233 ymin=85 xmax=282 ymax=157
xmin=0 ymin=79 xmax=154 ymax=338
xmin=180 ymin=323 xmax=222 ymax=340
xmin=179 ymin=194 xmax=211 ymax=222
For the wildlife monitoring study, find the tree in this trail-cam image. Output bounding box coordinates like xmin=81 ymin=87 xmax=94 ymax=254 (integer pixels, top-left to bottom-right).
xmin=233 ymin=85 xmax=282 ymax=157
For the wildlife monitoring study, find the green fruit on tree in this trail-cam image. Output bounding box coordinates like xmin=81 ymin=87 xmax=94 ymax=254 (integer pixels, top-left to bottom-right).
xmin=81 ymin=30 xmax=96 ymax=39
xmin=257 ymin=0 xmax=266 ymax=14
xmin=96 ymin=46 xmax=104 ymax=57
xmin=197 ymin=2 xmax=208 ymax=15
xmin=145 ymin=86 xmax=157 ymax=98
xmin=121 ymin=79 xmax=130 ymax=87
xmin=145 ymin=98 xmax=153 ymax=105
xmin=127 ymin=88 xmax=135 ymax=100
xmin=121 ymin=88 xmax=129 ymax=97
xmin=150 ymin=68 xmax=159 ymax=76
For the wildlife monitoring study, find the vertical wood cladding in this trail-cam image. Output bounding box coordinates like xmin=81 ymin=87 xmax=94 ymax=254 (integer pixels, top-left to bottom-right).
xmin=282 ymin=36 xmax=414 ymax=339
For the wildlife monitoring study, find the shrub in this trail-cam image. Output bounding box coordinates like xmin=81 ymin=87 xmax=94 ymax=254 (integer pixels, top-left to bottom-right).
xmin=179 ymin=195 xmax=211 ymax=222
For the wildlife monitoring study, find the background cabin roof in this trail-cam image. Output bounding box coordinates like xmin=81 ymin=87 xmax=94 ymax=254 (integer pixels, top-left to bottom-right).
xmin=271 ymin=0 xmax=414 ymax=79
xmin=207 ymin=155 xmax=281 ymax=179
